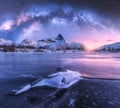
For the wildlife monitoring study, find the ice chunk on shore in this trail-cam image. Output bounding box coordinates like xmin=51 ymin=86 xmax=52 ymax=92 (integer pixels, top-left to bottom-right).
xmin=13 ymin=70 xmax=81 ymax=95
xmin=14 ymin=84 xmax=31 ymax=95
xmin=68 ymin=98 xmax=75 ymax=107
xmin=32 ymin=70 xmax=81 ymax=88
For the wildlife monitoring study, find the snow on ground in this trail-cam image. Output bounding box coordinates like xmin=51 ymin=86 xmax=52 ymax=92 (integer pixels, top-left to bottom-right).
xmin=13 ymin=70 xmax=82 ymax=95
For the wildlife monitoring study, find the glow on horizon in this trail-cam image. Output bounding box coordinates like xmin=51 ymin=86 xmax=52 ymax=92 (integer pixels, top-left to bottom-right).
xmin=84 ymin=41 xmax=113 ymax=51
xmin=77 ymin=38 xmax=120 ymax=51
xmin=75 ymin=33 xmax=120 ymax=51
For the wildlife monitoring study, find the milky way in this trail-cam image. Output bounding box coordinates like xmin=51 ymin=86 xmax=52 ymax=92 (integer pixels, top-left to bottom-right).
xmin=0 ymin=0 xmax=120 ymax=49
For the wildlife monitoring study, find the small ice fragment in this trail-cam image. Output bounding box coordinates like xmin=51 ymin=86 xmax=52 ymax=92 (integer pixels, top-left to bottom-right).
xmin=15 ymin=84 xmax=31 ymax=95
xmin=68 ymin=99 xmax=75 ymax=107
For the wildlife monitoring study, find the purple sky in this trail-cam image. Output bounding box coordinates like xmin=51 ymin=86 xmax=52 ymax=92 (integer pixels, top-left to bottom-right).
xmin=0 ymin=0 xmax=120 ymax=49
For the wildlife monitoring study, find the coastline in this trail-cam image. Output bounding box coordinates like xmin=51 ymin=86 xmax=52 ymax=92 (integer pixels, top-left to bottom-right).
xmin=0 ymin=52 xmax=120 ymax=108
xmin=0 ymin=77 xmax=120 ymax=108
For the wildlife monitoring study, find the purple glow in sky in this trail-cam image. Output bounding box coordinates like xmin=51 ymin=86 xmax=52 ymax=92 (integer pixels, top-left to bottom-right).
xmin=0 ymin=0 xmax=120 ymax=49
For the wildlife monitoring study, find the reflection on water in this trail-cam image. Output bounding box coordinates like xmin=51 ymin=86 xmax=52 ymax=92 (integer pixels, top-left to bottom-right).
xmin=62 ymin=52 xmax=120 ymax=79
xmin=0 ymin=52 xmax=120 ymax=79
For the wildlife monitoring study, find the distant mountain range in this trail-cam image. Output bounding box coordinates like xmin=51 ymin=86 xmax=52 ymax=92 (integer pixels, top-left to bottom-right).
xmin=96 ymin=42 xmax=120 ymax=52
xmin=0 ymin=34 xmax=120 ymax=52
xmin=0 ymin=34 xmax=85 ymax=52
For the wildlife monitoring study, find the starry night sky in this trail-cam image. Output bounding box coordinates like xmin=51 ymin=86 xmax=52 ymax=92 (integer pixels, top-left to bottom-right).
xmin=0 ymin=0 xmax=120 ymax=49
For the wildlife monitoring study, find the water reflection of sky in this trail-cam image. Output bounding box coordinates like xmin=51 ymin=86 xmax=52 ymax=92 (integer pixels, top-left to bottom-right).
xmin=0 ymin=52 xmax=120 ymax=80
xmin=62 ymin=53 xmax=120 ymax=79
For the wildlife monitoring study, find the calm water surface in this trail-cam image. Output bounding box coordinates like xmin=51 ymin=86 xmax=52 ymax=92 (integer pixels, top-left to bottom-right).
xmin=0 ymin=52 xmax=120 ymax=79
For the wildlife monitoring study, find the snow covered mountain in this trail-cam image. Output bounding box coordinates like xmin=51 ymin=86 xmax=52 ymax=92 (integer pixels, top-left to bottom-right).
xmin=0 ymin=34 xmax=85 ymax=52
xmin=96 ymin=42 xmax=120 ymax=52
xmin=37 ymin=34 xmax=66 ymax=50
xmin=0 ymin=38 xmax=15 ymax=52
xmin=0 ymin=38 xmax=15 ymax=46
xmin=19 ymin=39 xmax=37 ymax=48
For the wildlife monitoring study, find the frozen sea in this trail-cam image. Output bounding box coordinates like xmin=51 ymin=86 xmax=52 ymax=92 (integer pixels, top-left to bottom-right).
xmin=0 ymin=52 xmax=120 ymax=108
xmin=0 ymin=52 xmax=120 ymax=79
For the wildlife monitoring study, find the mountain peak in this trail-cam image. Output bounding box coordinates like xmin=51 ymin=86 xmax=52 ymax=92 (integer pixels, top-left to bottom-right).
xmin=56 ymin=34 xmax=64 ymax=40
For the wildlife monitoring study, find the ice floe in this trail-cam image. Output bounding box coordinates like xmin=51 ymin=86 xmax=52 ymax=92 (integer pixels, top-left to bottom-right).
xmin=13 ymin=70 xmax=82 ymax=95
xmin=32 ymin=70 xmax=81 ymax=88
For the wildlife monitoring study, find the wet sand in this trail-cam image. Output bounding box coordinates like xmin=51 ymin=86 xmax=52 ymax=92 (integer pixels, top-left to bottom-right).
xmin=0 ymin=77 xmax=120 ymax=108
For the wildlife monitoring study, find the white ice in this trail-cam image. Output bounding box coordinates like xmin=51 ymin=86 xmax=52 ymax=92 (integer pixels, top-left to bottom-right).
xmin=13 ymin=70 xmax=82 ymax=95
xmin=14 ymin=84 xmax=31 ymax=95
xmin=68 ymin=98 xmax=75 ymax=107
xmin=14 ymin=70 xmax=81 ymax=95
xmin=32 ymin=70 xmax=81 ymax=88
